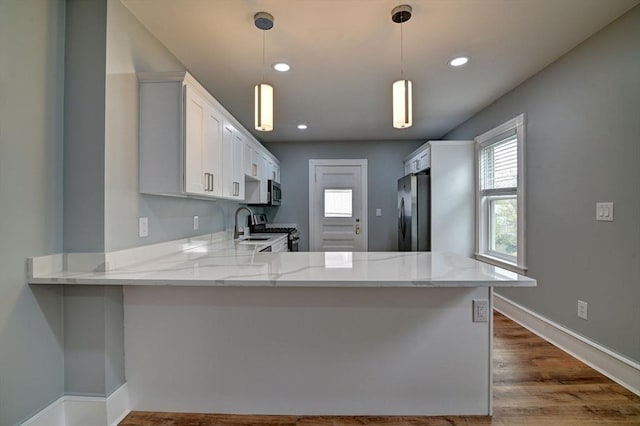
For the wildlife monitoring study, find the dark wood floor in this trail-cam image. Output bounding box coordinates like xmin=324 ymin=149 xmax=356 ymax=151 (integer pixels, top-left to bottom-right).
xmin=120 ymin=312 xmax=640 ymax=425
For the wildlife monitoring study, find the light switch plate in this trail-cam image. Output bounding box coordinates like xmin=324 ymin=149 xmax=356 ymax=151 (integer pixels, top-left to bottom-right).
xmin=596 ymin=202 xmax=614 ymax=222
xmin=375 ymin=208 xmax=382 ymax=217
xmin=139 ymin=217 xmax=149 ymax=237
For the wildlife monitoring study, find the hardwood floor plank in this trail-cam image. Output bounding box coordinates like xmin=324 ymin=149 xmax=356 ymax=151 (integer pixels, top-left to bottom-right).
xmin=119 ymin=312 xmax=640 ymax=425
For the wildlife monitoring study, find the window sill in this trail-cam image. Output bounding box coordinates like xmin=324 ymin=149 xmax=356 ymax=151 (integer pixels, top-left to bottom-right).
xmin=474 ymin=253 xmax=528 ymax=275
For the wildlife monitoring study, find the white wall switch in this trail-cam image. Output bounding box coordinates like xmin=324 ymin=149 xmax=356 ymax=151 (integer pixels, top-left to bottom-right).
xmin=139 ymin=217 xmax=149 ymax=237
xmin=578 ymin=300 xmax=588 ymax=320
xmin=193 ymin=215 xmax=199 ymax=230
xmin=376 ymin=208 xmax=382 ymax=217
xmin=473 ymin=299 xmax=489 ymax=322
xmin=596 ymin=202 xmax=614 ymax=222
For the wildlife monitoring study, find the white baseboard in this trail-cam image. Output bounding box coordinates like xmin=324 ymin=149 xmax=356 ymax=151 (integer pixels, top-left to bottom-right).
xmin=21 ymin=397 xmax=66 ymax=426
xmin=20 ymin=383 xmax=130 ymax=426
xmin=494 ymin=293 xmax=640 ymax=396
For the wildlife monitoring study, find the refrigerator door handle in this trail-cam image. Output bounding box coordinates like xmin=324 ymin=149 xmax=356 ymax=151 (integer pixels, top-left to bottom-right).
xmin=400 ymin=197 xmax=406 ymax=238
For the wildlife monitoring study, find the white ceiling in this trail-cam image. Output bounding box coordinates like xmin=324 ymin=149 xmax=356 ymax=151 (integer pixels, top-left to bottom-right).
xmin=121 ymin=0 xmax=638 ymax=143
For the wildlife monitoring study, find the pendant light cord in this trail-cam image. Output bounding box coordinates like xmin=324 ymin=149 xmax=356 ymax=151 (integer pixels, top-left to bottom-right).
xmin=261 ymin=30 xmax=265 ymax=83
xmin=400 ymin=15 xmax=404 ymax=79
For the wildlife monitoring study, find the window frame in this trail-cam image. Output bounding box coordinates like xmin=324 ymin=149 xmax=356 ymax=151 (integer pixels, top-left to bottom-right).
xmin=475 ymin=114 xmax=527 ymax=274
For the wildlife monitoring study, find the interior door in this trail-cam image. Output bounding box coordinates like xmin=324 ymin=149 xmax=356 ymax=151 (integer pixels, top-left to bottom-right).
xmin=309 ymin=159 xmax=368 ymax=252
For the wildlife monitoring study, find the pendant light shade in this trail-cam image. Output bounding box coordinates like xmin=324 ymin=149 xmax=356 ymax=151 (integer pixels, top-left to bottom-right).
xmin=254 ymin=12 xmax=275 ymax=132
xmin=255 ymin=83 xmax=273 ymax=132
xmin=391 ymin=5 xmax=413 ymax=129
xmin=393 ymin=79 xmax=412 ymax=129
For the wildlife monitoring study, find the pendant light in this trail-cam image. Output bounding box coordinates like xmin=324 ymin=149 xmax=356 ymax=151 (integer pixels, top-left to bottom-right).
xmin=254 ymin=12 xmax=274 ymax=132
xmin=391 ymin=5 xmax=413 ymax=129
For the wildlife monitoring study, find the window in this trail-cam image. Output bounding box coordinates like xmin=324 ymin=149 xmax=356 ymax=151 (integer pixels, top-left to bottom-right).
xmin=324 ymin=189 xmax=352 ymax=218
xmin=475 ymin=114 xmax=526 ymax=273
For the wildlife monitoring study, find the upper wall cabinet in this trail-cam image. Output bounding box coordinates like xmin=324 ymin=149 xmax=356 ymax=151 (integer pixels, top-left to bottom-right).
xmin=138 ymin=71 xmax=279 ymax=202
xmin=184 ymin=85 xmax=223 ymax=197
xmin=403 ymin=146 xmax=430 ymax=175
xmin=222 ymin=120 xmax=245 ymax=200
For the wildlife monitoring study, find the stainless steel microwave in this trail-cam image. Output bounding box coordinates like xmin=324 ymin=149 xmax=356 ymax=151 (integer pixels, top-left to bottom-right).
xmin=268 ymin=180 xmax=281 ymax=206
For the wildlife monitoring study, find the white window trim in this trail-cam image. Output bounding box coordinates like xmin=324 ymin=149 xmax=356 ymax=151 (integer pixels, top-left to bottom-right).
xmin=475 ymin=113 xmax=527 ymax=274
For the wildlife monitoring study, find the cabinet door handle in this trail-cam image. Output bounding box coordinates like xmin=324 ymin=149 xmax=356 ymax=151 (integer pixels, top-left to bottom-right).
xmin=204 ymin=173 xmax=210 ymax=191
xmin=252 ymin=163 xmax=257 ymax=176
xmin=210 ymin=173 xmax=214 ymax=191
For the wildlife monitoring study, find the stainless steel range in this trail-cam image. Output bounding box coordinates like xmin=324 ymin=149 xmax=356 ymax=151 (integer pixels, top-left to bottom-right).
xmin=249 ymin=214 xmax=300 ymax=252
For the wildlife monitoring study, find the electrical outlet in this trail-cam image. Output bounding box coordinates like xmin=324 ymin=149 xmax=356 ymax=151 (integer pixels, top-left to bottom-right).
xmin=473 ymin=299 xmax=489 ymax=322
xmin=139 ymin=217 xmax=149 ymax=238
xmin=578 ymin=300 xmax=588 ymax=320
xmin=193 ymin=215 xmax=199 ymax=230
xmin=376 ymin=208 xmax=382 ymax=217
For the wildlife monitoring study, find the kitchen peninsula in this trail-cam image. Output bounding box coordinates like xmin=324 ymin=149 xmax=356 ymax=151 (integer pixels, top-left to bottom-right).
xmin=29 ymin=233 xmax=535 ymax=416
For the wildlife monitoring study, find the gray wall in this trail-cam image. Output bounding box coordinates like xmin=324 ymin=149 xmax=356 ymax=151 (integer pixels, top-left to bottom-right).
xmin=264 ymin=140 xmax=423 ymax=251
xmin=444 ymin=6 xmax=640 ymax=362
xmin=60 ymin=0 xmax=246 ymax=398
xmin=64 ymin=0 xmax=107 ymax=253
xmin=105 ymin=0 xmax=242 ymax=252
xmin=0 ymin=0 xmax=66 ymax=425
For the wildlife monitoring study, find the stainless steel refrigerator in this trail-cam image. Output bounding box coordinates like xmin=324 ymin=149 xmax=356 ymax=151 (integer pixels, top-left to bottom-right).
xmin=397 ymin=173 xmax=430 ymax=251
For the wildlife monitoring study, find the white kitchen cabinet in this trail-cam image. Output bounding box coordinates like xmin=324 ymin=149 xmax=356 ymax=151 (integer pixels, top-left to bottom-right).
xmin=139 ymin=72 xmax=222 ymax=198
xmin=138 ymin=71 xmax=279 ymax=202
xmin=267 ymin=160 xmax=280 ymax=183
xmin=243 ymin=140 xmax=258 ymax=178
xmin=244 ymin=150 xmax=269 ymax=204
xmin=222 ymin=121 xmax=244 ymax=200
xmin=243 ymin=146 xmax=281 ymax=205
xmin=184 ymin=86 xmax=223 ymax=197
xmin=403 ymin=146 xmax=430 ymax=174
xmin=270 ymin=237 xmax=288 ymax=253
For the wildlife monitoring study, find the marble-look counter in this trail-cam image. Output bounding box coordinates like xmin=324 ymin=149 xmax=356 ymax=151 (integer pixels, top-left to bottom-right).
xmin=28 ymin=235 xmax=535 ymax=287
xmin=29 ymin=232 xmax=536 ymax=416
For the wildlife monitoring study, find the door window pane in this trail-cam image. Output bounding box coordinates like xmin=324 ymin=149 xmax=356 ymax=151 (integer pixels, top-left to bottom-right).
xmin=489 ymin=197 xmax=517 ymax=257
xmin=324 ymin=189 xmax=352 ymax=218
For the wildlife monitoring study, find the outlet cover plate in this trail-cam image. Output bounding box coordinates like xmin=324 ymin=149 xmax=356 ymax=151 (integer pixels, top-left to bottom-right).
xmin=473 ymin=299 xmax=489 ymax=322
xmin=578 ymin=300 xmax=588 ymax=320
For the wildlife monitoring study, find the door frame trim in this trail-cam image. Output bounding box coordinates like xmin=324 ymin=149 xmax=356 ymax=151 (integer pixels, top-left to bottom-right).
xmin=308 ymin=159 xmax=368 ymax=252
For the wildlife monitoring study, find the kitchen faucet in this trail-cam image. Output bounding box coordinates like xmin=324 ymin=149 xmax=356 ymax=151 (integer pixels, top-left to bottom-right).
xmin=234 ymin=206 xmax=254 ymax=239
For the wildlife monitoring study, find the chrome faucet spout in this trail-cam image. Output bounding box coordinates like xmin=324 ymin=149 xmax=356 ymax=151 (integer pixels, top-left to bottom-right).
xmin=234 ymin=206 xmax=254 ymax=239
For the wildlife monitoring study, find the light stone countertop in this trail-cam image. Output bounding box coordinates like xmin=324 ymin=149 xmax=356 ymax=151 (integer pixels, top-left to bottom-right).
xmin=28 ymin=232 xmax=536 ymax=287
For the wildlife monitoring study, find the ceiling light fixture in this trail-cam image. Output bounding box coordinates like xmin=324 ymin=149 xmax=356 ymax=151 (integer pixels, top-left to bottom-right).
xmin=273 ymin=62 xmax=290 ymax=72
xmin=449 ymin=56 xmax=469 ymax=67
xmin=391 ymin=5 xmax=413 ymax=129
xmin=254 ymin=12 xmax=274 ymax=132
xmin=297 ymin=124 xmax=308 ymax=130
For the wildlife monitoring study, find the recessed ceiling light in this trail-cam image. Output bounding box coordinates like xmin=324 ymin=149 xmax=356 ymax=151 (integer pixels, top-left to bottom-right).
xmin=297 ymin=124 xmax=308 ymax=130
xmin=273 ymin=62 xmax=290 ymax=72
xmin=449 ymin=56 xmax=469 ymax=67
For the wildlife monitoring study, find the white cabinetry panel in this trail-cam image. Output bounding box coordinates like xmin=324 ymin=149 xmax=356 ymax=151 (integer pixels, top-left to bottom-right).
xmin=138 ymin=71 xmax=279 ymax=203
xmin=222 ymin=121 xmax=244 ymax=200
xmin=184 ymin=86 xmax=222 ymax=197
